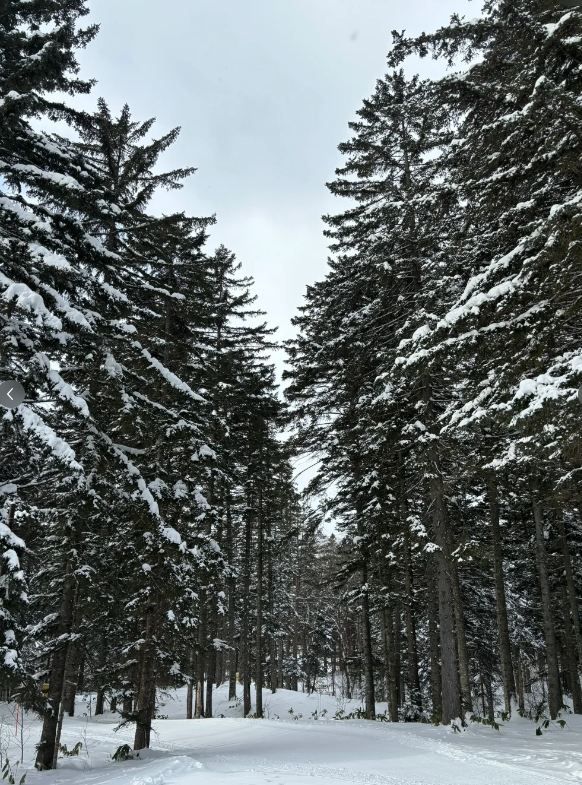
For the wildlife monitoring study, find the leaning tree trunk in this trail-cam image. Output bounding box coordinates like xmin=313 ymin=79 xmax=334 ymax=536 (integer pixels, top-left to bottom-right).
xmin=486 ymin=472 xmax=516 ymax=715
xmin=531 ymin=482 xmax=562 ymax=719
xmin=35 ymin=565 xmax=76 ymax=770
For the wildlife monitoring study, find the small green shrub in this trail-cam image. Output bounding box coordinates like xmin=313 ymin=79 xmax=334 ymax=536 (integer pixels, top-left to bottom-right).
xmin=1 ymin=759 xmax=26 ymax=785
xmin=112 ymin=744 xmax=137 ymax=762
xmin=59 ymin=741 xmax=82 ymax=757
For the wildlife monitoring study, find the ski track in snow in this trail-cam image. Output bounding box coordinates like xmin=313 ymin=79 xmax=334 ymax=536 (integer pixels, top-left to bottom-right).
xmin=5 ymin=686 xmax=581 ymax=785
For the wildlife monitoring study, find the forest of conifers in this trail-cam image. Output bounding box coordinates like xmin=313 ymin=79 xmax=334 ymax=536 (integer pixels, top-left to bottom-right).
xmin=1 ymin=0 xmax=582 ymax=772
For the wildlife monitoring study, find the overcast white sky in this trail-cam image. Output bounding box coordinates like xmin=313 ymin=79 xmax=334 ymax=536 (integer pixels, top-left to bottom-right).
xmin=76 ymin=0 xmax=475 ymax=371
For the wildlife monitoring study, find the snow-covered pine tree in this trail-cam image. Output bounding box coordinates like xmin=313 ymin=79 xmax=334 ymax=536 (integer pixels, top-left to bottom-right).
xmin=52 ymin=101 xmax=228 ymax=747
xmin=0 ymin=2 xmax=131 ymax=766
xmin=390 ymin=0 xmax=582 ymax=720
xmin=286 ymin=69 xmax=461 ymax=722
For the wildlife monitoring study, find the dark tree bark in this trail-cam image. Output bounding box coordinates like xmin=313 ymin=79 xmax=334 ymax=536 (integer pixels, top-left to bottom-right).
xmin=267 ymin=513 xmax=277 ymax=694
xmin=240 ymin=495 xmax=253 ymax=716
xmin=427 ymin=444 xmax=461 ymax=724
xmin=531 ymin=482 xmax=562 ymax=719
xmin=255 ymin=487 xmax=264 ymax=718
xmin=560 ymin=582 xmax=582 ymax=713
xmin=486 ymin=472 xmax=516 ymax=715
xmin=62 ymin=624 xmax=82 ymax=717
xmin=35 ymin=565 xmax=76 ymax=770
xmin=451 ymin=563 xmax=472 ymax=714
xmin=206 ymin=643 xmax=216 ymax=718
xmin=382 ymin=607 xmax=398 ymax=721
xmin=393 ymin=604 xmax=402 ymax=708
xmin=133 ymin=606 xmax=157 ymax=750
xmin=194 ymin=597 xmax=207 ymax=719
xmin=557 ymin=515 xmax=582 ymax=665
xmin=290 ymin=534 xmax=301 ymax=693
xmin=402 ymin=514 xmax=422 ymax=715
xmin=225 ymin=495 xmax=238 ymax=701
xmin=186 ymin=648 xmax=196 ymax=719
xmin=427 ymin=560 xmax=443 ymax=723
xmin=360 ymin=577 xmax=376 ymax=719
xmin=514 ymin=646 xmax=526 ymax=714
xmin=95 ymin=687 xmax=105 ymax=716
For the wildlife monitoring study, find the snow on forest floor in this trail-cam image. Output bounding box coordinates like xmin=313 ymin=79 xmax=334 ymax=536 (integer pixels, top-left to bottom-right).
xmin=1 ymin=684 xmax=581 ymax=785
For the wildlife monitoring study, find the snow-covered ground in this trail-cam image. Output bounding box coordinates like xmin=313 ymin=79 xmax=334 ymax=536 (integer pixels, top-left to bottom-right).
xmin=1 ymin=684 xmax=581 ymax=784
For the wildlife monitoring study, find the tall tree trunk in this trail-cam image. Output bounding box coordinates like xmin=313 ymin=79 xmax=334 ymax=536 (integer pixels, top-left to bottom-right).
xmin=451 ymin=562 xmax=472 ymax=714
xmin=35 ymin=565 xmax=76 ymax=770
xmin=513 ymin=646 xmax=525 ymax=713
xmin=225 ymin=496 xmax=238 ymax=701
xmin=427 ymin=444 xmax=461 ymax=724
xmin=133 ymin=606 xmax=156 ymax=750
xmin=240 ymin=497 xmax=252 ymax=716
xmin=427 ymin=559 xmax=442 ymax=723
xmin=94 ymin=686 xmax=105 ymax=716
xmin=486 ymin=472 xmax=516 ymax=714
xmin=382 ymin=608 xmax=398 ymax=721
xmin=62 ymin=619 xmax=83 ymax=718
xmin=393 ymin=604 xmax=402 ymax=708
xmin=278 ymin=638 xmax=284 ymax=691
xmin=215 ymin=629 xmax=225 ymax=688
xmin=186 ymin=648 xmax=195 ymax=720
xmin=402 ymin=517 xmax=422 ymax=715
xmin=531 ymin=482 xmax=562 ymax=719
xmin=53 ymin=642 xmax=73 ymax=769
xmin=267 ymin=513 xmax=277 ymax=694
xmin=291 ymin=535 xmax=301 ymax=692
xmin=255 ymin=487 xmax=264 ymax=718
xmin=206 ymin=642 xmax=215 ymax=719
xmin=94 ymin=632 xmax=108 ymax=716
xmin=557 ymin=515 xmax=582 ymax=664
xmin=194 ymin=600 xmax=206 ymax=718
xmin=485 ymin=673 xmax=495 ymax=723
xmin=353 ymin=484 xmax=375 ymax=719
xmin=421 ymin=368 xmax=461 ymax=725
xmin=560 ymin=583 xmax=582 ymax=713
xmin=360 ymin=571 xmax=376 ymax=719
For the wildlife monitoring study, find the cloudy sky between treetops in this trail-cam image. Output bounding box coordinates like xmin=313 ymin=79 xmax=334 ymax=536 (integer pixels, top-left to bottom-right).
xmin=76 ymin=0 xmax=475 ymax=376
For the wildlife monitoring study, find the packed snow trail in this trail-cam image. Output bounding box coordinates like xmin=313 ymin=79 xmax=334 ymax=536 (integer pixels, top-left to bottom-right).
xmin=4 ymin=687 xmax=582 ymax=784
xmin=32 ymin=716 xmax=581 ymax=785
